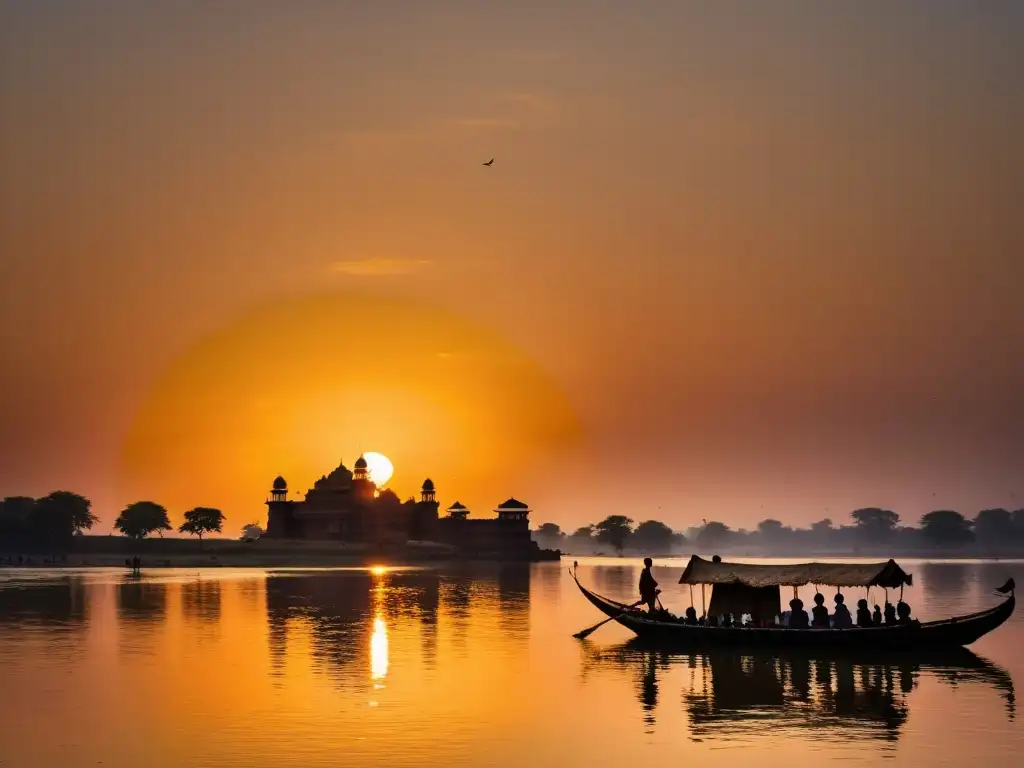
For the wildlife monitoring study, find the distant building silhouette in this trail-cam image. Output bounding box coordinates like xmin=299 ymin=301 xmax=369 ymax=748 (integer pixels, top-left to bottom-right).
xmin=264 ymin=458 xmax=554 ymax=559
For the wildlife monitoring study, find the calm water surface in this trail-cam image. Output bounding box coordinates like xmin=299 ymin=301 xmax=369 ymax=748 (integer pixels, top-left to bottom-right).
xmin=0 ymin=557 xmax=1020 ymax=767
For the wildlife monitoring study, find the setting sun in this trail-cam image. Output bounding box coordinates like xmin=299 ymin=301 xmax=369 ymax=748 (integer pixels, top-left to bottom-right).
xmin=363 ymin=452 xmax=394 ymax=487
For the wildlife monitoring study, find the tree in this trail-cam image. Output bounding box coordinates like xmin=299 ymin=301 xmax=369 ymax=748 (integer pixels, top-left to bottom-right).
xmin=535 ymin=522 xmax=563 ymax=538
xmin=115 ymin=502 xmax=172 ymax=540
xmin=240 ymin=522 xmax=263 ymax=541
xmin=570 ymin=525 xmax=593 ymax=540
xmin=919 ymin=510 xmax=974 ymax=547
xmin=850 ymin=508 xmax=900 ymax=543
xmin=810 ymin=519 xmax=834 ymax=534
xmin=755 ymin=519 xmax=793 ymax=552
xmin=594 ymin=515 xmax=634 ymax=555
xmin=34 ymin=491 xmax=97 ymax=539
xmin=631 ymin=520 xmax=677 ymax=553
xmin=0 ymin=496 xmax=35 ymax=541
xmin=179 ymin=507 xmax=225 ymax=545
xmin=533 ymin=522 xmax=565 ymax=550
xmin=975 ymin=508 xmax=1015 ymax=546
xmin=696 ymin=521 xmax=732 ymax=551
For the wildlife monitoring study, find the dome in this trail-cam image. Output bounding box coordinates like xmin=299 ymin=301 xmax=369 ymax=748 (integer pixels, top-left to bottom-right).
xmin=496 ymin=497 xmax=528 ymax=511
xmin=272 ymin=475 xmax=287 ymax=490
xmin=421 ymin=478 xmax=435 ymax=492
xmin=447 ymin=501 xmax=467 ymax=511
xmin=354 ymin=455 xmax=368 ymax=469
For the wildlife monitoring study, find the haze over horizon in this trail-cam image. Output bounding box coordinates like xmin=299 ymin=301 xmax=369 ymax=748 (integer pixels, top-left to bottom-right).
xmin=2 ymin=2 xmax=1022 ymax=532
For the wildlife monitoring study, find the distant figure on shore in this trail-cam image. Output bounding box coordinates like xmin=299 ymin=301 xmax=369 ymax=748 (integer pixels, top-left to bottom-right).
xmin=639 ymin=557 xmax=659 ymax=613
xmin=832 ymin=593 xmax=852 ymax=628
xmin=811 ymin=593 xmax=830 ymax=628
xmin=884 ymin=601 xmax=897 ymax=625
xmin=872 ymin=604 xmax=883 ymax=625
xmin=788 ymin=598 xmax=809 ymax=629
xmin=856 ymin=598 xmax=873 ymax=628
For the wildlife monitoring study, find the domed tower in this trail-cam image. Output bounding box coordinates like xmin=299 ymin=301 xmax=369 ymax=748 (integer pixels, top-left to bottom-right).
xmin=265 ymin=475 xmax=294 ymax=538
xmin=351 ymin=454 xmax=375 ymax=500
xmin=271 ymin=475 xmax=288 ymax=502
xmin=353 ymin=455 xmax=369 ymax=482
xmin=413 ymin=478 xmax=439 ymax=540
xmin=421 ymin=478 xmax=436 ymax=503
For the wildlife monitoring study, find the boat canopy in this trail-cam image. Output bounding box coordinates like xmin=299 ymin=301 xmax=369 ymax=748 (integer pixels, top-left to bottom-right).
xmin=678 ymin=555 xmax=912 ymax=589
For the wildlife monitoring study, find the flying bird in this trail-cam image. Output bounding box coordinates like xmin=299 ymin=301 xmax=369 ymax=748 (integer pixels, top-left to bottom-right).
xmin=482 ymin=158 xmax=494 ymax=166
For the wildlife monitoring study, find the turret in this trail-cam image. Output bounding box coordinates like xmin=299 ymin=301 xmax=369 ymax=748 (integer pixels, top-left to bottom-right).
xmin=446 ymin=501 xmax=470 ymax=521
xmin=421 ymin=478 xmax=436 ymax=504
xmin=495 ymin=497 xmax=530 ymax=523
xmin=271 ymin=475 xmax=288 ymax=502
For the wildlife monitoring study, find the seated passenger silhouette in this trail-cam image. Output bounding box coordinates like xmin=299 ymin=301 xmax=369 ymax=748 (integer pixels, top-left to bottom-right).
xmin=896 ymin=600 xmax=915 ymax=625
xmin=832 ymin=593 xmax=853 ymax=628
xmin=788 ymin=597 xmax=809 ymax=629
xmin=811 ymin=593 xmax=830 ymax=628
xmin=856 ymin=598 xmax=873 ymax=628
xmin=884 ymin=601 xmax=897 ymax=625
xmin=684 ymin=606 xmax=699 ymax=625
xmin=720 ymin=613 xmax=733 ymax=628
xmin=872 ymin=604 xmax=883 ymax=625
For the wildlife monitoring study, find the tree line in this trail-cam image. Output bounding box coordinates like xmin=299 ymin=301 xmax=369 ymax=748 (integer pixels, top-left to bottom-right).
xmin=533 ymin=507 xmax=1024 ymax=555
xmin=0 ymin=492 xmax=228 ymax=552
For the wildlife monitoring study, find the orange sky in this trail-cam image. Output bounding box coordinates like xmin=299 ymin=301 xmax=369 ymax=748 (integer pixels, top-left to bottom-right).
xmin=1 ymin=3 xmax=1022 ymax=532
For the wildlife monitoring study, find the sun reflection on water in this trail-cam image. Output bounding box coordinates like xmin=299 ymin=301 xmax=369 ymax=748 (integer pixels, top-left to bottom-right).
xmin=371 ymin=616 xmax=389 ymax=681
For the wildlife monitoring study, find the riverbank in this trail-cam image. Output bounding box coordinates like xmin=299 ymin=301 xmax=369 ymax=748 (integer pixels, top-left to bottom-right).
xmin=0 ymin=535 xmax=562 ymax=568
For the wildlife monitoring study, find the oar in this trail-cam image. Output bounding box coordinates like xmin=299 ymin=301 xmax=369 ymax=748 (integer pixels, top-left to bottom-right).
xmin=573 ymin=600 xmax=644 ymax=640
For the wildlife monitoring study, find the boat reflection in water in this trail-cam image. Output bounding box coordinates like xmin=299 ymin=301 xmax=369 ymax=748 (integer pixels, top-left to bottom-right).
xmin=580 ymin=641 xmax=1015 ymax=742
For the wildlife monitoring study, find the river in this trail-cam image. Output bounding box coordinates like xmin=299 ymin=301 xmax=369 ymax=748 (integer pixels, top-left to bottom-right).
xmin=0 ymin=557 xmax=1020 ymax=767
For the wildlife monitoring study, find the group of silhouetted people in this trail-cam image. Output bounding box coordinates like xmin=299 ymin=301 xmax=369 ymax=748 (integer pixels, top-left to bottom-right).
xmin=637 ymin=557 xmax=916 ymax=630
xmin=786 ymin=592 xmax=914 ymax=629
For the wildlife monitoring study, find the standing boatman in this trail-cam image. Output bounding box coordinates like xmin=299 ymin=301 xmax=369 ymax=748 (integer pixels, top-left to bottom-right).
xmin=639 ymin=557 xmax=660 ymax=613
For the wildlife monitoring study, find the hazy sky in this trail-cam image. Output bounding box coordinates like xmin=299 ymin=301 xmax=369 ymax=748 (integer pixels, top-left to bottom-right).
xmin=2 ymin=2 xmax=1022 ymax=532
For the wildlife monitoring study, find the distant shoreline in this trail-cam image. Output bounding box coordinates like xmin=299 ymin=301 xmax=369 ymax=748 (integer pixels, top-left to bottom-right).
xmin=0 ymin=535 xmax=560 ymax=569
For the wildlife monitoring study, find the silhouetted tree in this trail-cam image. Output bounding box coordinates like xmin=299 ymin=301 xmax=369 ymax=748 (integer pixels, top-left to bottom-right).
xmin=631 ymin=520 xmax=677 ymax=553
xmin=35 ymin=491 xmax=96 ymax=536
xmin=0 ymin=496 xmax=36 ymax=545
xmin=240 ymin=522 xmax=263 ymax=541
xmin=850 ymin=508 xmax=900 ymax=543
xmin=810 ymin=519 xmax=834 ymax=535
xmin=115 ymin=502 xmax=172 ymax=540
xmin=756 ymin=519 xmax=792 ymax=549
xmin=565 ymin=525 xmax=595 ymax=553
xmin=975 ymin=508 xmax=1015 ymax=546
xmin=533 ymin=522 xmax=565 ymax=550
xmin=179 ymin=507 xmax=225 ymax=546
xmin=696 ymin=521 xmax=732 ymax=551
xmin=919 ymin=510 xmax=974 ymax=547
xmin=594 ymin=515 xmax=634 ymax=555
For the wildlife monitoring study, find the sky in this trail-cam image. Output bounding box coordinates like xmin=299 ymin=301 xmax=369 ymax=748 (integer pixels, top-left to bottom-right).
xmin=1 ymin=2 xmax=1022 ymax=533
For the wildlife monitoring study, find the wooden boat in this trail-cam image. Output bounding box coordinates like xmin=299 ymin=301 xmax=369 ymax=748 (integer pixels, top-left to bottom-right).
xmin=572 ymin=556 xmax=1015 ymax=651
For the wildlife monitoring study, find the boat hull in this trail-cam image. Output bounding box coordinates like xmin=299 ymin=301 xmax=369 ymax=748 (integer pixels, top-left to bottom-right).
xmin=573 ymin=571 xmax=1015 ymax=651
